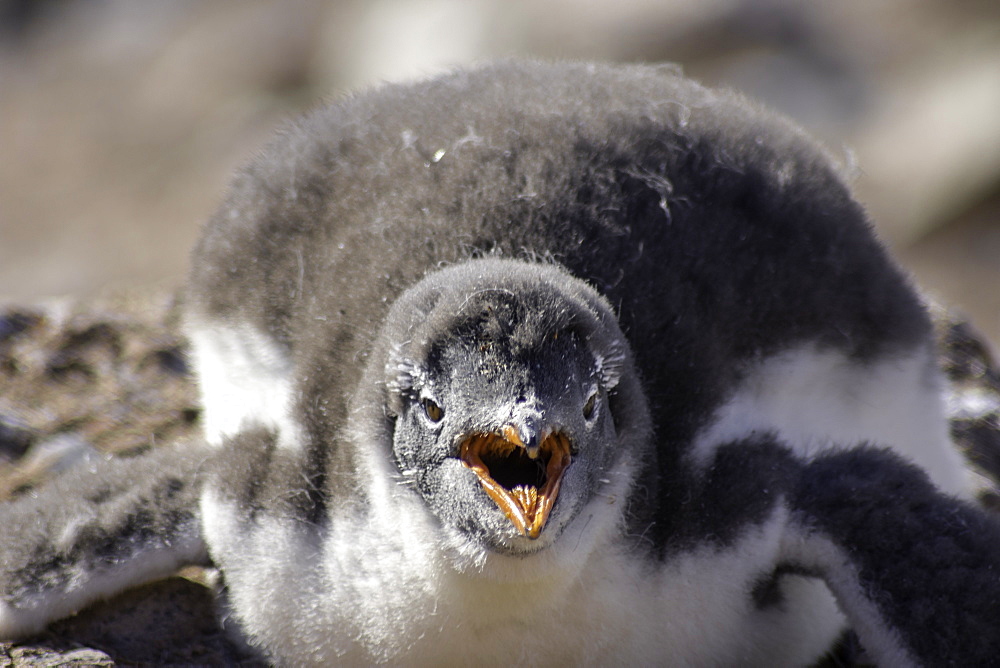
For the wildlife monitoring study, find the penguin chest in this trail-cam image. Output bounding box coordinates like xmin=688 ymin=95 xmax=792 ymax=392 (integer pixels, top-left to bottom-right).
xmin=389 ymin=507 xmax=845 ymax=667
xmin=206 ymin=488 xmax=844 ymax=666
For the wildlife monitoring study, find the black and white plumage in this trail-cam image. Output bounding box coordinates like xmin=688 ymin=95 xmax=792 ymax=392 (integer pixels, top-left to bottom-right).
xmin=2 ymin=60 xmax=1000 ymax=665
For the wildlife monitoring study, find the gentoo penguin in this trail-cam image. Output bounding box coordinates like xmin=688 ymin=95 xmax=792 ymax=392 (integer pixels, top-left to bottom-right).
xmin=2 ymin=60 xmax=1000 ymax=666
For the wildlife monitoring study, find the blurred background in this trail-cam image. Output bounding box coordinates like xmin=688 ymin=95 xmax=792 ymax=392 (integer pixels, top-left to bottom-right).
xmin=1 ymin=0 xmax=998 ymax=340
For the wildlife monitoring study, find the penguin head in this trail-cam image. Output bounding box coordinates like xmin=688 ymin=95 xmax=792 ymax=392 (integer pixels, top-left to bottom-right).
xmin=379 ymin=259 xmax=647 ymax=555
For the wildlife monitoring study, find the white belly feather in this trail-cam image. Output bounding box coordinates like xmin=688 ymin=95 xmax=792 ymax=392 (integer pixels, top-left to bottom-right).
xmin=202 ymin=487 xmax=844 ymax=667
xmin=692 ymin=343 xmax=970 ymax=497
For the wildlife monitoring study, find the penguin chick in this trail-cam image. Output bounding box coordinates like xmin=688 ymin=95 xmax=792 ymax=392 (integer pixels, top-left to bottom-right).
xmin=3 ymin=60 xmax=1000 ymax=666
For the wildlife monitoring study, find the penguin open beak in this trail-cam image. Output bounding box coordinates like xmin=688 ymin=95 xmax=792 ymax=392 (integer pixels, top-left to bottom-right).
xmin=459 ymin=427 xmax=572 ymax=539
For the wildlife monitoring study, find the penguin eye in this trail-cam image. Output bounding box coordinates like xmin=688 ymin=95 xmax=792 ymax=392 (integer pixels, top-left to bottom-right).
xmin=582 ymin=391 xmax=598 ymax=420
xmin=422 ymin=398 xmax=444 ymax=422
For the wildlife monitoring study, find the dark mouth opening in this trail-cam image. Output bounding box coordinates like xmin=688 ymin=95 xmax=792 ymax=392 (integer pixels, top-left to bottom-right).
xmin=459 ymin=431 xmax=572 ymax=539
xmin=481 ymin=445 xmax=548 ymax=490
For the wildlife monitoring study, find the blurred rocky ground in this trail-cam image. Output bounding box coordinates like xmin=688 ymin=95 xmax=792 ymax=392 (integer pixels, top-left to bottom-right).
xmin=0 ymin=0 xmax=998 ymax=339
xmin=0 ymin=0 xmax=998 ymax=665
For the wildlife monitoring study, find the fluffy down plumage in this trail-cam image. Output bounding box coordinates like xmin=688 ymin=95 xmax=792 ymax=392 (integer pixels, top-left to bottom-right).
xmin=2 ymin=60 xmax=999 ymax=666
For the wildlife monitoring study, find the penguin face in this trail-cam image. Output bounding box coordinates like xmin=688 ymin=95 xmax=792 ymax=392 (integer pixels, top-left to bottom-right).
xmin=385 ymin=277 xmax=625 ymax=555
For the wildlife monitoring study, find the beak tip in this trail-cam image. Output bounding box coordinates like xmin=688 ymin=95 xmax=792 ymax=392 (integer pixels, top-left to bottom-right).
xmin=501 ymin=424 xmax=525 ymax=448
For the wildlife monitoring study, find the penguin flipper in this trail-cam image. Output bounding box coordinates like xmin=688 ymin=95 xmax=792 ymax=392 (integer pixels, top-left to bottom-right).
xmin=0 ymin=443 xmax=210 ymax=639
xmin=786 ymin=446 xmax=1000 ymax=666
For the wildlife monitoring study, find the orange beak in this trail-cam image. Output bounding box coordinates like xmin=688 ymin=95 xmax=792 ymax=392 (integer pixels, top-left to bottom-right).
xmin=459 ymin=427 xmax=572 ymax=539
